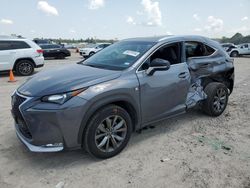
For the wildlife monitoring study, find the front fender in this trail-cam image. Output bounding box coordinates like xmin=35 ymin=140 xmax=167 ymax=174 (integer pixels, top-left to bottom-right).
xmin=77 ymin=93 xmax=141 ymax=144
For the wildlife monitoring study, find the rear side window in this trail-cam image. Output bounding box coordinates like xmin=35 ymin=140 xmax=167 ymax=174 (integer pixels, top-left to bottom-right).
xmin=40 ymin=45 xmax=48 ymax=49
xmin=40 ymin=45 xmax=59 ymax=49
xmin=0 ymin=41 xmax=30 ymax=51
xmin=51 ymin=45 xmax=61 ymax=48
xmin=185 ymin=41 xmax=215 ymax=58
xmin=11 ymin=41 xmax=31 ymax=49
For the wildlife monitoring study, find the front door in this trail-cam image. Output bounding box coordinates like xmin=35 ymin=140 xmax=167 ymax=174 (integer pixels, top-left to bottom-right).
xmin=136 ymin=42 xmax=190 ymax=124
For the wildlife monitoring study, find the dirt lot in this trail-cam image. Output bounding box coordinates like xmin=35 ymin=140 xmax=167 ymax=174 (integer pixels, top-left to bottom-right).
xmin=0 ymin=52 xmax=250 ymax=188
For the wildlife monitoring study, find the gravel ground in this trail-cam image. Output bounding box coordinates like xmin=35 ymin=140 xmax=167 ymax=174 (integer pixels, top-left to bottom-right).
xmin=0 ymin=53 xmax=250 ymax=188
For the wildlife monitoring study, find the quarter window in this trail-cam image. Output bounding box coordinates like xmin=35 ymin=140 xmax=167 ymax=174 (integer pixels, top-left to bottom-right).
xmin=10 ymin=41 xmax=31 ymax=49
xmin=185 ymin=41 xmax=215 ymax=58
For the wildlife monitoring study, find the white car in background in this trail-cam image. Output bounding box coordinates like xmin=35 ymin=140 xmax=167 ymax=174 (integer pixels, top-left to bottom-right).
xmin=79 ymin=43 xmax=111 ymax=58
xmin=227 ymin=43 xmax=250 ymax=57
xmin=0 ymin=36 xmax=44 ymax=76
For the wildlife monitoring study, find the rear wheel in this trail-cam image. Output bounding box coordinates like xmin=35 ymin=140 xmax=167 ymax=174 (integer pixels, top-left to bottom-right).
xmin=83 ymin=105 xmax=132 ymax=158
xmin=230 ymin=51 xmax=239 ymax=57
xmin=15 ymin=60 xmax=34 ymax=76
xmin=202 ymin=82 xmax=229 ymax=116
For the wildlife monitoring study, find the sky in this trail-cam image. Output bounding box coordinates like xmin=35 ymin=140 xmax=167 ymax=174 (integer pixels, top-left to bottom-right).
xmin=0 ymin=0 xmax=250 ymax=40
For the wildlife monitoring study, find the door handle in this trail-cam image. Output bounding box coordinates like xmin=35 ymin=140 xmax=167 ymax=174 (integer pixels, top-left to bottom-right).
xmin=178 ymin=72 xmax=188 ymax=78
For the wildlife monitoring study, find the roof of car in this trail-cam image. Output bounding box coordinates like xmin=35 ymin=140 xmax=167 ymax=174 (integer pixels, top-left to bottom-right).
xmin=123 ymin=35 xmax=211 ymax=43
xmin=0 ymin=35 xmax=28 ymax=41
xmin=39 ymin=44 xmax=59 ymax=46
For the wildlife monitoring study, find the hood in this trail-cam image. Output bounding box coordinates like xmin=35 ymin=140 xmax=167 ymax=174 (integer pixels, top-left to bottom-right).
xmin=18 ymin=64 xmax=121 ymax=97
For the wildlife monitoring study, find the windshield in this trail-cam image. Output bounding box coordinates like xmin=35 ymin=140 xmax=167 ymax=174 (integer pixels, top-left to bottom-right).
xmin=85 ymin=43 xmax=98 ymax=48
xmin=82 ymin=41 xmax=156 ymax=70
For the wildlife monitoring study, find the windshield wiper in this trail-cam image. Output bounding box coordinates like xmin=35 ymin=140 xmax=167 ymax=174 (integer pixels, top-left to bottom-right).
xmin=84 ymin=64 xmax=106 ymax=69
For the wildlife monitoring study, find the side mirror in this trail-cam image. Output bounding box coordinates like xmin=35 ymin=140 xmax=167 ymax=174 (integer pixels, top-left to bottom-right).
xmin=146 ymin=58 xmax=171 ymax=76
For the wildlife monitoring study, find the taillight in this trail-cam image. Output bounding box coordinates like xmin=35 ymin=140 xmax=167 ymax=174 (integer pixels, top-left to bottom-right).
xmin=37 ymin=49 xmax=44 ymax=54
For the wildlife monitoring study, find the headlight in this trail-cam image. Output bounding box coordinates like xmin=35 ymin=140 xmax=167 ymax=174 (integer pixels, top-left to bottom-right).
xmin=42 ymin=88 xmax=87 ymax=104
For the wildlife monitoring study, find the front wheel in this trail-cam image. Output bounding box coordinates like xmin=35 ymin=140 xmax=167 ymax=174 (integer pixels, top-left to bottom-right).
xmin=57 ymin=53 xmax=65 ymax=59
xmin=89 ymin=52 xmax=95 ymax=57
xmin=83 ymin=105 xmax=132 ymax=158
xmin=202 ymin=82 xmax=229 ymax=116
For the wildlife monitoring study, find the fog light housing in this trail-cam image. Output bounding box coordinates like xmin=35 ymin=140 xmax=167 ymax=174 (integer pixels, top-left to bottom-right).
xmin=44 ymin=143 xmax=63 ymax=147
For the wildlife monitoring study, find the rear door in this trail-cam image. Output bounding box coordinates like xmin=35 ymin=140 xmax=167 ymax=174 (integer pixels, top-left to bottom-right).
xmin=51 ymin=45 xmax=62 ymax=57
xmin=185 ymin=41 xmax=223 ymax=77
xmin=0 ymin=41 xmax=14 ymax=70
xmin=137 ymin=42 xmax=190 ymax=124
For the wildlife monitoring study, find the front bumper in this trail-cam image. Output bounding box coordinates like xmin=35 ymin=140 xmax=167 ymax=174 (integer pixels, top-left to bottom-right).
xmin=79 ymin=51 xmax=88 ymax=56
xmin=11 ymin=91 xmax=89 ymax=152
xmin=33 ymin=56 xmax=44 ymax=66
xmin=16 ymin=124 xmax=63 ymax=152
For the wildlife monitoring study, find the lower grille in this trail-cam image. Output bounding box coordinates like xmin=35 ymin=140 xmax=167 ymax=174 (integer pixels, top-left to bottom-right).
xmin=12 ymin=93 xmax=32 ymax=139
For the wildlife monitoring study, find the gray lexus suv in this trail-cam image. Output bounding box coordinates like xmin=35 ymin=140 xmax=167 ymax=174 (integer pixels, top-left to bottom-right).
xmin=11 ymin=35 xmax=234 ymax=158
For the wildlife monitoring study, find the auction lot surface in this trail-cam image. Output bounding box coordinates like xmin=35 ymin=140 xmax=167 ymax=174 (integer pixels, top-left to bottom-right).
xmin=0 ymin=53 xmax=250 ymax=188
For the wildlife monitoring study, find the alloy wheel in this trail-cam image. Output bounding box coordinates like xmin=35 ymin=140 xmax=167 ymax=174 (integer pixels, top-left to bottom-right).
xmin=18 ymin=62 xmax=32 ymax=75
xmin=213 ymin=88 xmax=227 ymax=113
xmin=95 ymin=115 xmax=127 ymax=153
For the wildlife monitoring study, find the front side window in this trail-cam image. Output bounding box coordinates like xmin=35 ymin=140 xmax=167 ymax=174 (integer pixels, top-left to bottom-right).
xmin=86 ymin=43 xmax=97 ymax=48
xmin=139 ymin=42 xmax=182 ymax=71
xmin=82 ymin=41 xmax=156 ymax=70
xmin=97 ymin=44 xmax=104 ymax=48
xmin=185 ymin=41 xmax=215 ymax=58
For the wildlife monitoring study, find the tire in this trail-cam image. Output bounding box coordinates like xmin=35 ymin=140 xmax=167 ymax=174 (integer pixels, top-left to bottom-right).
xmin=230 ymin=51 xmax=239 ymax=57
xmin=202 ymin=82 xmax=229 ymax=116
xmin=89 ymin=52 xmax=95 ymax=57
xmin=83 ymin=105 xmax=132 ymax=159
xmin=57 ymin=53 xmax=65 ymax=59
xmin=15 ymin=60 xmax=34 ymax=76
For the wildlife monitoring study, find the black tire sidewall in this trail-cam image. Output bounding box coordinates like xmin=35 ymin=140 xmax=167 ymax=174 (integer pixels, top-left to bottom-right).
xmin=16 ymin=60 xmax=34 ymax=76
xmin=203 ymin=83 xmax=229 ymax=116
xmin=84 ymin=105 xmax=132 ymax=159
xmin=58 ymin=53 xmax=65 ymax=59
xmin=230 ymin=51 xmax=238 ymax=57
xmin=89 ymin=52 xmax=95 ymax=56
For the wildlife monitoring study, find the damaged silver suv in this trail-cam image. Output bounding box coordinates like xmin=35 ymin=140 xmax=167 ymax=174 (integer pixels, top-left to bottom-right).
xmin=12 ymin=35 xmax=234 ymax=158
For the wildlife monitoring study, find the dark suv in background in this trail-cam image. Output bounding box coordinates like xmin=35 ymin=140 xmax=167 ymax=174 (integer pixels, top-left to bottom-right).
xmin=12 ymin=35 xmax=234 ymax=158
xmin=40 ymin=44 xmax=71 ymax=59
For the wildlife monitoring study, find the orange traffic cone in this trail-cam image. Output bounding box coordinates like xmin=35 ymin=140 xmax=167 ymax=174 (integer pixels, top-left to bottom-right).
xmin=8 ymin=70 xmax=17 ymax=82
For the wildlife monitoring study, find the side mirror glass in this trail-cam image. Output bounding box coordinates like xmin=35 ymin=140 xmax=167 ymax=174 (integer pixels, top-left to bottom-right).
xmin=146 ymin=58 xmax=171 ymax=76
